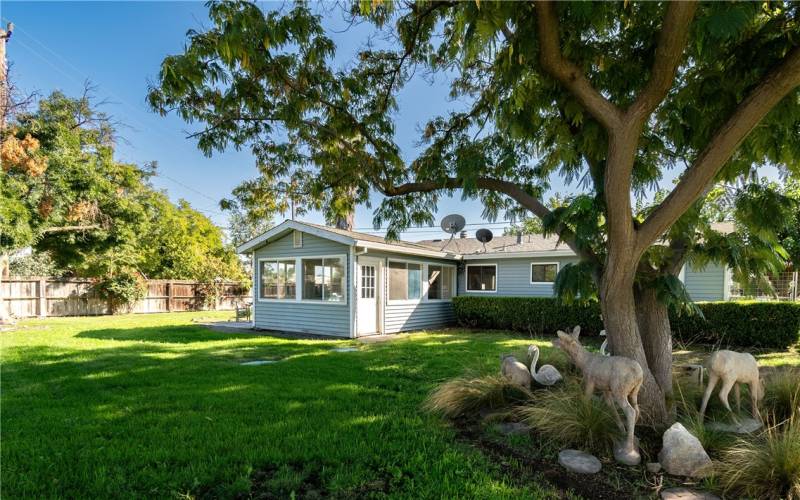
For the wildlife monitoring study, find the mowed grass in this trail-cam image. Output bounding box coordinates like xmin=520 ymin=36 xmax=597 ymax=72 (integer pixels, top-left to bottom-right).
xmin=1 ymin=313 xmax=565 ymax=499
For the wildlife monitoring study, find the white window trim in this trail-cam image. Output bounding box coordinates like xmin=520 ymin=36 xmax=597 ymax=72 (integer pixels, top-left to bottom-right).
xmin=256 ymin=254 xmax=348 ymax=306
xmin=387 ymin=258 xmax=424 ymax=304
xmin=424 ymin=263 xmax=457 ymax=302
xmin=530 ymin=261 xmax=560 ymax=285
xmin=465 ymin=263 xmax=498 ymax=293
xmin=256 ymin=257 xmax=299 ymax=303
xmin=293 ymin=230 xmax=303 ymax=248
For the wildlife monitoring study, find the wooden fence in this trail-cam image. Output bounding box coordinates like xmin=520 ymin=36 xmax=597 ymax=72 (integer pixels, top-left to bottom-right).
xmin=1 ymin=277 xmax=250 ymax=318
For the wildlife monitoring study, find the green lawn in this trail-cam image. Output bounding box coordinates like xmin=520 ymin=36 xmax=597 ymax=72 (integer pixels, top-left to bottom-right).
xmin=1 ymin=312 xmax=566 ymax=499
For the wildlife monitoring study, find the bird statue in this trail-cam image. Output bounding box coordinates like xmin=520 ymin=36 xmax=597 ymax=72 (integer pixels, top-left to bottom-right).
xmin=527 ymin=345 xmax=563 ymax=386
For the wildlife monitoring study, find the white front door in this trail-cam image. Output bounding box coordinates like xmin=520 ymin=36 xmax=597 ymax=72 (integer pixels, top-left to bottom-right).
xmin=357 ymin=258 xmax=380 ymax=336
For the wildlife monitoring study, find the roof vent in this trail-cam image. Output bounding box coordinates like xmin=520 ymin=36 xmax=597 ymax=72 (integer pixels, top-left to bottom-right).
xmin=459 ymin=230 xmax=467 ymax=239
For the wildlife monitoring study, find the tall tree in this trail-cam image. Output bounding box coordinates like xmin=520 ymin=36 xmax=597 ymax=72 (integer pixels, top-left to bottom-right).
xmin=148 ymin=1 xmax=800 ymax=423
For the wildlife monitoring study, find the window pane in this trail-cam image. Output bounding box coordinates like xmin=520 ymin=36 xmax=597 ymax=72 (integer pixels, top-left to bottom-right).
xmin=303 ymin=259 xmax=324 ymax=300
xmin=260 ymin=261 xmax=278 ymax=299
xmin=428 ymin=265 xmax=442 ymax=300
xmin=389 ymin=261 xmax=407 ymax=300
xmin=408 ymin=263 xmax=421 ymax=299
xmin=324 ymin=258 xmax=344 ymax=302
xmin=279 ymin=261 xmax=296 ymax=298
xmin=467 ymin=265 xmax=496 ymax=291
xmin=532 ymin=264 xmax=558 ymax=283
xmin=441 ymin=267 xmax=453 ymax=299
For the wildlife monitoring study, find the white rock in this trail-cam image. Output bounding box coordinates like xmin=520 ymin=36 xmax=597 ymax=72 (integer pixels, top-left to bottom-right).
xmin=646 ymin=462 xmax=662 ymax=473
xmin=658 ymin=423 xmax=712 ymax=478
xmin=707 ymin=417 xmax=762 ymax=434
xmin=660 ymin=487 xmax=720 ymax=500
xmin=558 ymin=449 xmax=602 ymax=474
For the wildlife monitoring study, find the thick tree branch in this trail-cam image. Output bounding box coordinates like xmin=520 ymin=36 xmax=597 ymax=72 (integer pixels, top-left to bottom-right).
xmin=626 ymin=2 xmax=697 ymax=123
xmin=636 ymin=46 xmax=800 ymax=253
xmin=380 ymin=176 xmax=597 ymax=264
xmin=534 ymin=1 xmax=623 ymax=131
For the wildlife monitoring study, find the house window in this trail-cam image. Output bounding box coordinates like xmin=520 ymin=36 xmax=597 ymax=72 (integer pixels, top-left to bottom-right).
xmin=389 ymin=261 xmax=421 ymax=301
xmin=360 ymin=265 xmax=375 ymax=299
xmin=466 ymin=264 xmax=496 ymax=292
xmin=302 ymin=257 xmax=345 ymax=302
xmin=293 ymin=230 xmax=303 ymax=248
xmin=531 ymin=263 xmax=558 ymax=283
xmin=428 ymin=265 xmax=454 ymax=300
xmin=259 ymin=260 xmax=296 ymax=299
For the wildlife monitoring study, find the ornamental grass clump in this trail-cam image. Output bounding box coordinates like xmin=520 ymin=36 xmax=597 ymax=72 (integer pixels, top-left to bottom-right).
xmin=424 ymin=375 xmax=534 ymax=420
xmin=763 ymin=369 xmax=800 ymax=423
xmin=516 ymin=382 xmax=621 ymax=454
xmin=716 ymin=411 xmax=800 ymax=499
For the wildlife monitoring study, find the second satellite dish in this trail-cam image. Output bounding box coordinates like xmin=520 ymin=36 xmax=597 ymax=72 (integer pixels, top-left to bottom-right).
xmin=440 ymin=214 xmax=466 ymax=234
xmin=476 ymin=228 xmax=493 ymax=252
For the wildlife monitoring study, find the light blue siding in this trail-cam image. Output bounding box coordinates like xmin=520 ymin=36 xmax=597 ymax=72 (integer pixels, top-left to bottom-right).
xmin=252 ymin=232 xmax=351 ymax=337
xmin=365 ymin=251 xmax=456 ymax=333
xmin=458 ymin=257 xmax=579 ymax=297
xmin=683 ymin=262 xmax=726 ymax=301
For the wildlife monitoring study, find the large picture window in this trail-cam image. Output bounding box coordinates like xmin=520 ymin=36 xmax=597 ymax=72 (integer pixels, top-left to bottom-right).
xmin=259 ymin=259 xmax=296 ymax=299
xmin=302 ymin=257 xmax=345 ymax=302
xmin=389 ymin=261 xmax=421 ymax=301
xmin=428 ymin=265 xmax=454 ymax=300
xmin=466 ymin=264 xmax=496 ymax=292
xmin=531 ymin=263 xmax=558 ymax=283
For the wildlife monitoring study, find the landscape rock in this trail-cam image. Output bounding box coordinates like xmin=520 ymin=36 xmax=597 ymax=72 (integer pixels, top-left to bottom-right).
xmin=496 ymin=422 xmax=530 ymax=436
xmin=660 ymin=487 xmax=720 ymax=500
xmin=558 ymin=449 xmax=602 ymax=474
xmin=658 ymin=423 xmax=712 ymax=478
xmin=646 ymin=462 xmax=662 ymax=473
xmin=707 ymin=417 xmax=762 ymax=434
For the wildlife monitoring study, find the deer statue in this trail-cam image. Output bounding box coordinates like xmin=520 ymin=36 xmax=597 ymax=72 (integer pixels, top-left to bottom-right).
xmin=555 ymin=326 xmax=644 ymax=465
xmin=527 ymin=345 xmax=563 ymax=386
xmin=500 ymin=354 xmax=533 ymax=388
xmin=699 ymin=350 xmax=763 ymax=421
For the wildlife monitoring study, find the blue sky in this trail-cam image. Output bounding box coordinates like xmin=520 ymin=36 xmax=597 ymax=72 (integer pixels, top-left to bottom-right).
xmin=3 ymin=1 xmax=569 ymax=241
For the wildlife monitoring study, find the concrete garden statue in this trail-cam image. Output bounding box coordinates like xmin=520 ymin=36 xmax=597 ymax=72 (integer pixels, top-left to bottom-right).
xmin=555 ymin=326 xmax=643 ymax=465
xmin=500 ymin=354 xmax=532 ymax=388
xmin=527 ymin=345 xmax=563 ymax=386
xmin=699 ymin=349 xmax=764 ymax=422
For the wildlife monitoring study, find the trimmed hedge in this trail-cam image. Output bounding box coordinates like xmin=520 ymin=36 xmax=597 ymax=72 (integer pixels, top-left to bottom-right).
xmin=452 ymin=296 xmax=800 ymax=348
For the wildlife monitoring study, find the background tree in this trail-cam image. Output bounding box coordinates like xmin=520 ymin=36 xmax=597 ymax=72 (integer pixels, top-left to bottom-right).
xmin=148 ymin=1 xmax=800 ymax=423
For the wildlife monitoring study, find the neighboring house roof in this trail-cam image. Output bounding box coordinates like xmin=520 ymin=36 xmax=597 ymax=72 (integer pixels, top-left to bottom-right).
xmin=236 ymin=219 xmax=460 ymax=259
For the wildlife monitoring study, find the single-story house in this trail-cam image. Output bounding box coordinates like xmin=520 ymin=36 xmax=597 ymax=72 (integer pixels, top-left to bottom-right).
xmin=236 ymin=219 xmax=731 ymax=338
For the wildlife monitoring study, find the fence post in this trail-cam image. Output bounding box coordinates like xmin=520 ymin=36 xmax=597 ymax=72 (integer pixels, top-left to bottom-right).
xmin=167 ymin=281 xmax=173 ymax=312
xmin=38 ymin=278 xmax=47 ymax=318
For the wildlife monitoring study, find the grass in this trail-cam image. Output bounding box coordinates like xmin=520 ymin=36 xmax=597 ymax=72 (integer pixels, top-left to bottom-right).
xmin=1 ymin=313 xmax=566 ymax=499
xmin=424 ymin=374 xmax=534 ymax=420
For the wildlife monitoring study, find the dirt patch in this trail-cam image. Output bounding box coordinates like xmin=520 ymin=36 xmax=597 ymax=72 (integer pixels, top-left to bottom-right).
xmin=452 ymin=417 xmax=660 ymax=499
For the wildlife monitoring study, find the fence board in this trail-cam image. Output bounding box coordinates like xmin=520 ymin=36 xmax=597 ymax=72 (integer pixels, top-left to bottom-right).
xmin=1 ymin=277 xmax=249 ymax=318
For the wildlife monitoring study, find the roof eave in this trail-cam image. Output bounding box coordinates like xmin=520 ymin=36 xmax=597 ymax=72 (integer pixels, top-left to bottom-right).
xmin=461 ymin=249 xmax=576 ymax=259
xmin=355 ymin=240 xmax=460 ymax=260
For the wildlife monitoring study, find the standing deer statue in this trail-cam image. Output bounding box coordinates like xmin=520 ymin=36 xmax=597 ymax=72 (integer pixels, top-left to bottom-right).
xmin=699 ymin=350 xmax=763 ymax=421
xmin=555 ymin=326 xmax=644 ymax=465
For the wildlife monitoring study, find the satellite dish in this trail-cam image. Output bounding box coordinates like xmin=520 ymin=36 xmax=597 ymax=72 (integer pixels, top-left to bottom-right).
xmin=440 ymin=214 xmax=466 ymax=234
xmin=439 ymin=214 xmax=466 ymax=251
xmin=476 ymin=228 xmax=493 ymax=252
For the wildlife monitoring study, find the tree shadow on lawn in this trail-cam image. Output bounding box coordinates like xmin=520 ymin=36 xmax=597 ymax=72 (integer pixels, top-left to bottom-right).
xmin=2 ymin=327 xmax=564 ymax=498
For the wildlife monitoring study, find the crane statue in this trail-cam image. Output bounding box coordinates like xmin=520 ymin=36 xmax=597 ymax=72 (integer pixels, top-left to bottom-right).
xmin=527 ymin=345 xmax=563 ymax=386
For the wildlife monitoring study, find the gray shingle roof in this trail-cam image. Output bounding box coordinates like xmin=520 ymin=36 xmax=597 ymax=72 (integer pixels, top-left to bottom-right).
xmin=415 ymin=233 xmax=567 ymax=255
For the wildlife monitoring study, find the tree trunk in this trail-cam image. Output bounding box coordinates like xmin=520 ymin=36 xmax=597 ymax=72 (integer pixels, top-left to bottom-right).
xmin=600 ymin=264 xmax=670 ymax=425
xmin=636 ymin=286 xmax=675 ymax=421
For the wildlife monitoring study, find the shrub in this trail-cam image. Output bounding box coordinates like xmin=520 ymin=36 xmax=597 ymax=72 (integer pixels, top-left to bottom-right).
xmin=92 ymin=271 xmax=147 ymax=313
xmin=670 ymin=301 xmax=800 ymax=348
xmin=452 ymin=296 xmax=603 ymax=336
xmin=716 ymin=413 xmax=800 ymax=499
xmin=763 ymin=369 xmax=800 ymax=423
xmin=423 ymin=375 xmax=534 ymax=420
xmin=515 ymin=382 xmax=621 ymax=454
xmin=453 ymin=296 xmax=800 ymax=348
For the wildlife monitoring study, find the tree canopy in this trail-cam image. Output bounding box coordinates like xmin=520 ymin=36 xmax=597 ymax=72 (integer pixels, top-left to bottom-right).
xmin=148 ymin=0 xmax=800 ymax=422
xmin=1 ymin=91 xmax=245 ymax=284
